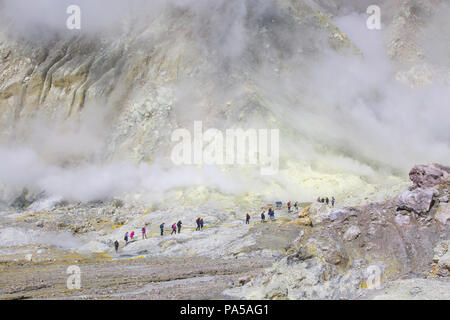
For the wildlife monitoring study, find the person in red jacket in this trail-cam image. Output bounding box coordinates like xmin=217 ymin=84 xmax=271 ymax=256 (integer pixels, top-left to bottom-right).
xmin=171 ymin=223 xmax=177 ymax=235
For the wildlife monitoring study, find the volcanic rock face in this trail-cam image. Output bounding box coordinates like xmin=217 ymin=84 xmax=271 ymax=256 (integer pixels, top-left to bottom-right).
xmin=409 ymin=164 xmax=450 ymax=189
xmin=396 ymin=164 xmax=450 ymax=215
xmin=227 ymin=164 xmax=450 ymax=299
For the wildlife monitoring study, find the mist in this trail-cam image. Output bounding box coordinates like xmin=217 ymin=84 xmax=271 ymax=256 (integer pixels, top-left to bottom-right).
xmin=0 ymin=0 xmax=449 ymax=206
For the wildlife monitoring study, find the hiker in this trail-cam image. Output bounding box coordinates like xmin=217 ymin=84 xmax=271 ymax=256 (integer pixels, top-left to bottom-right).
xmin=114 ymin=240 xmax=119 ymax=253
xmin=160 ymin=223 xmax=165 ymax=236
xmin=294 ymin=201 xmax=298 ymax=211
xmin=200 ymin=217 xmax=204 ymax=230
xmin=130 ymin=231 xmax=135 ymax=240
xmin=287 ymin=201 xmax=291 ymax=212
xmin=270 ymin=208 xmax=275 ymax=220
xmin=331 ymin=196 xmax=335 ymax=207
xmin=177 ymin=220 xmax=182 ymax=233
xmin=321 ymin=197 xmax=325 ymax=203
xmin=261 ymin=210 xmax=266 ymax=222
xmin=124 ymin=232 xmax=129 ymax=244
xmin=326 ymin=197 xmax=329 ymax=205
xmin=317 ymin=196 xmax=321 ymax=203
xmin=245 ymin=212 xmax=250 ymax=224
xmin=142 ymin=227 xmax=147 ymax=239
xmin=171 ymin=223 xmax=177 ymax=235
xmin=196 ymin=217 xmax=201 ymax=231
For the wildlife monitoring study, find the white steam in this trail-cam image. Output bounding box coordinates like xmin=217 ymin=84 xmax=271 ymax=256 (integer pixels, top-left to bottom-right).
xmin=0 ymin=0 xmax=449 ymax=206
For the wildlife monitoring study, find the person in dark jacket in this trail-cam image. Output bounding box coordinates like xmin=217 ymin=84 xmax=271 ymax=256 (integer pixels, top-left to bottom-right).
xmin=177 ymin=220 xmax=182 ymax=234
xmin=160 ymin=223 xmax=165 ymax=236
xmin=245 ymin=213 xmax=250 ymax=224
xmin=114 ymin=240 xmax=119 ymax=252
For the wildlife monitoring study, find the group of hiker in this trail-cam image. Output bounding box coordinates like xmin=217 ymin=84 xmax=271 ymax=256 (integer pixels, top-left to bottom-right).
xmin=115 ymin=226 xmax=150 ymax=252
xmin=259 ymin=207 xmax=276 ymax=222
xmin=195 ymin=217 xmax=204 ymax=231
xmin=317 ymin=196 xmax=335 ymax=207
xmin=160 ymin=220 xmax=184 ymax=236
xmin=114 ymin=217 xmax=205 ymax=252
xmin=286 ymin=201 xmax=299 ymax=213
xmin=114 ymin=197 xmax=337 ymax=252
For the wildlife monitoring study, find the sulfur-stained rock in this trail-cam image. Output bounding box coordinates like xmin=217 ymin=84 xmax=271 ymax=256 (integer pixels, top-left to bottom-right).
xmin=432 ymin=239 xmax=450 ymax=276
xmin=435 ymin=203 xmax=450 ymax=226
xmin=438 ymin=252 xmax=450 ymax=272
xmin=293 ymin=217 xmax=312 ymax=227
xmin=298 ymin=207 xmax=309 ymax=218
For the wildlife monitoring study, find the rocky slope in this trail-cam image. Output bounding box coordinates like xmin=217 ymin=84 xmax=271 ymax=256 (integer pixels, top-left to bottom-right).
xmin=0 ymin=163 xmax=448 ymax=299
xmin=226 ymin=163 xmax=450 ymax=299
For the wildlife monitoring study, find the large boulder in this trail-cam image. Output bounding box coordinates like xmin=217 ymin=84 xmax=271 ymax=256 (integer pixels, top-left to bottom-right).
xmin=396 ymin=188 xmax=435 ymax=214
xmin=329 ymin=209 xmax=355 ymax=222
xmin=409 ymin=164 xmax=450 ymax=189
xmin=343 ymin=225 xmax=361 ymax=241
